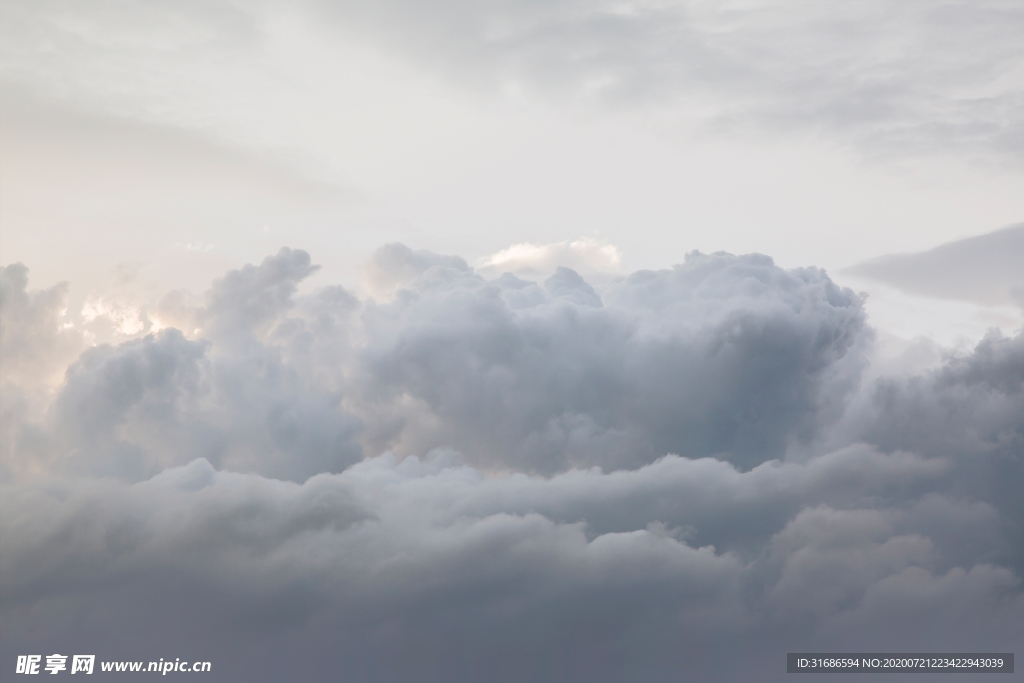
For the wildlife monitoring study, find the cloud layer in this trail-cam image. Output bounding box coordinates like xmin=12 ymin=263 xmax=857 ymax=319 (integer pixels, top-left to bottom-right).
xmin=2 ymin=247 xmax=1022 ymax=681
xmin=10 ymin=0 xmax=1020 ymax=163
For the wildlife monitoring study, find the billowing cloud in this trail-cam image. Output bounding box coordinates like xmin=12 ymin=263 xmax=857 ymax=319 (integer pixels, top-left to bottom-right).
xmin=843 ymin=328 xmax=1024 ymax=574
xmin=0 ymin=263 xmax=82 ymax=391
xmin=354 ymin=248 xmax=867 ymax=473
xmin=1 ymin=246 xmax=1022 ymax=681
xmin=1 ymin=450 xmax=1020 ymax=681
xmin=3 ymin=250 xmax=363 ymax=483
xmin=361 ymin=243 xmax=472 ymax=301
xmin=1 ymin=264 xmax=84 ymax=480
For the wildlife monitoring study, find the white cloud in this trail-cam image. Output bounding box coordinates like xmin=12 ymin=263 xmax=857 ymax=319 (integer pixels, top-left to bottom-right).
xmin=476 ymin=238 xmax=623 ymax=282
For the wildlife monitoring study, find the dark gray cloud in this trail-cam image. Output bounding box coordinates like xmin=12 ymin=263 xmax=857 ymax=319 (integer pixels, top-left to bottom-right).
xmin=845 ymin=222 xmax=1024 ymax=306
xmin=355 ymin=249 xmax=866 ymax=473
xmin=1 ymin=247 xmax=1022 ymax=681
xmin=1 ymin=450 xmax=1019 ymax=681
xmin=843 ymin=329 xmax=1024 ymax=574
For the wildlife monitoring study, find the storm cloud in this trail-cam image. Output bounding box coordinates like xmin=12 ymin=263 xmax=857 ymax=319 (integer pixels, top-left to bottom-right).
xmin=1 ymin=246 xmax=1022 ymax=681
xmin=353 ymin=246 xmax=867 ymax=473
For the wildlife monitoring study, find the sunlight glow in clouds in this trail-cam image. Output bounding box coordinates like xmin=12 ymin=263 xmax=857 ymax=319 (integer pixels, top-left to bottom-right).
xmin=476 ymin=238 xmax=623 ymax=281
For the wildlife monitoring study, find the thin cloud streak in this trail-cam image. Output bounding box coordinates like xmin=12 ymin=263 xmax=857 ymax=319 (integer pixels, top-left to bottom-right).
xmin=2 ymin=246 xmax=1022 ymax=681
xmin=845 ymin=222 xmax=1024 ymax=306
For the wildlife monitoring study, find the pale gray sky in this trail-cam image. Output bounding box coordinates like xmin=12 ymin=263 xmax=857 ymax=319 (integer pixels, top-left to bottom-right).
xmin=2 ymin=0 xmax=1022 ymax=304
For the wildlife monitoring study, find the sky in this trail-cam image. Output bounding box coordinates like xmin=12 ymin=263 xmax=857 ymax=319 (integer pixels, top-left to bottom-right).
xmin=1 ymin=1 xmax=1023 ymax=681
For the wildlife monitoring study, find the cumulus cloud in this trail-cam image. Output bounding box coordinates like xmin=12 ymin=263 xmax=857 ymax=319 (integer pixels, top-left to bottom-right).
xmin=1 ymin=264 xmax=85 ymax=479
xmin=0 ymin=263 xmax=82 ymax=391
xmin=3 ymin=250 xmax=362 ymax=483
xmin=354 ymin=248 xmax=866 ymax=473
xmin=842 ymin=329 xmax=1024 ymax=575
xmin=1 ymin=246 xmax=1022 ymax=681
xmin=361 ymin=243 xmax=472 ymax=301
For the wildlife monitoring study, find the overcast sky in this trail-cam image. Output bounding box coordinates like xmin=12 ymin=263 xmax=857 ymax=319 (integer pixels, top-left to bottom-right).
xmin=1 ymin=1 xmax=1022 ymax=681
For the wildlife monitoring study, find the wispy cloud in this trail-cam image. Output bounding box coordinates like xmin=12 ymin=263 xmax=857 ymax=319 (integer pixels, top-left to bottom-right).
xmin=845 ymin=222 xmax=1024 ymax=306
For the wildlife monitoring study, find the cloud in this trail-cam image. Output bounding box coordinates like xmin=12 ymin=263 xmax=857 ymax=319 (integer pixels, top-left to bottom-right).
xmin=3 ymin=250 xmax=362 ymax=483
xmin=299 ymin=0 xmax=1024 ymax=164
xmin=476 ymin=238 xmax=623 ymax=283
xmin=844 ymin=223 xmax=1024 ymax=306
xmin=1 ymin=264 xmax=85 ymax=479
xmin=354 ymin=248 xmax=867 ymax=473
xmin=4 ymin=0 xmax=1022 ymax=174
xmin=1 ymin=246 xmax=1022 ymax=680
xmin=361 ymin=243 xmax=472 ymax=300
xmin=843 ymin=329 xmax=1024 ymax=574
xmin=202 ymin=246 xmax=321 ymax=340
xmin=0 ymin=263 xmax=82 ymax=392
xmin=1 ymin=448 xmax=1018 ymax=681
